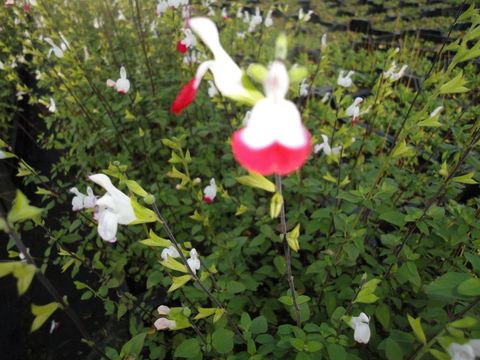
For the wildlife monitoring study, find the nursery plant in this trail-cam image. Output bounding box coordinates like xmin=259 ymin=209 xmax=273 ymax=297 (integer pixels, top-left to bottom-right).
xmin=1 ymin=0 xmax=480 ymax=359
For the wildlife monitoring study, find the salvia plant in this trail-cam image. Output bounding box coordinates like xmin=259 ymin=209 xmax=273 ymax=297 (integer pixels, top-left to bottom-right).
xmin=1 ymin=0 xmax=480 ymax=359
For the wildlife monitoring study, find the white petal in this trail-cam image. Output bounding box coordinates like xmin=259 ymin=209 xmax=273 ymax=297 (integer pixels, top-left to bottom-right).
xmin=157 ymin=305 xmax=170 ymax=315
xmin=448 ymin=343 xmax=475 ymax=360
xmin=98 ymin=208 xmax=118 ymax=242
xmin=353 ymin=323 xmax=371 ymax=344
xmin=120 ymin=66 xmax=127 ymax=79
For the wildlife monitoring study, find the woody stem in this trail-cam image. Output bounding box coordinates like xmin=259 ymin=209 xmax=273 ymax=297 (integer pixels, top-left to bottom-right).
xmin=275 ymin=174 xmax=302 ymax=327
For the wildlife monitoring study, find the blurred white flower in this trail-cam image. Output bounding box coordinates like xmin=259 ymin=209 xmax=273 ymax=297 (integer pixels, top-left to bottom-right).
xmin=106 ymin=66 xmax=130 ymax=94
xmin=187 ymin=248 xmax=201 ymax=274
xmin=203 ymin=178 xmax=217 ymax=204
xmin=314 ymin=134 xmax=342 ymax=156
xmin=207 ymin=80 xmax=218 ymax=98
xmin=45 ymin=37 xmax=66 ymax=58
xmin=221 ymin=7 xmax=228 ymax=19
xmin=89 ymin=174 xmax=136 ymax=243
xmin=156 ymin=0 xmax=168 ymax=16
xmin=350 ymin=312 xmax=371 ymax=344
xmin=321 ymin=92 xmax=331 ymax=103
xmin=157 ymin=305 xmax=170 ymax=315
xmin=321 ymin=33 xmax=327 ymax=52
xmin=48 ymin=97 xmax=56 ymax=113
xmin=299 ymin=8 xmax=313 ymax=22
xmin=154 ymin=317 xmax=176 ymax=330
xmin=430 ymin=106 xmax=444 ymax=118
xmin=299 ymin=79 xmax=309 ymax=97
xmin=69 ymin=186 xmax=96 ymax=211
xmin=337 ymin=70 xmax=355 ymax=88
xmin=384 ymin=61 xmax=408 ymax=81
xmin=161 ymin=246 xmax=180 ymax=261
xmin=264 ymin=10 xmax=273 ymax=27
xmin=346 ymin=97 xmax=363 ymax=125
xmin=248 ymin=7 xmax=262 ymax=32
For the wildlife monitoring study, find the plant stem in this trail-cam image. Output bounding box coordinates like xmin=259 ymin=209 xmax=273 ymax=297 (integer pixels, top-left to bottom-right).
xmin=274 ymin=174 xmax=301 ymax=327
xmin=2 ymin=219 xmax=110 ymax=360
xmin=151 ymin=202 xmax=245 ymax=343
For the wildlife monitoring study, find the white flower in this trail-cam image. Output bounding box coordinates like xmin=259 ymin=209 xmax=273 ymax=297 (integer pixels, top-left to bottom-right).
xmin=161 ymin=246 xmax=180 ymax=261
xmin=248 ymin=7 xmax=262 ymax=33
xmin=107 ymin=66 xmax=130 ymax=94
xmin=384 ymin=61 xmax=408 ymax=81
xmin=207 ymin=6 xmax=214 ymax=17
xmin=187 ymin=248 xmax=201 ymax=274
xmin=321 ymin=33 xmax=327 ymax=52
xmin=314 ymin=134 xmax=342 ymax=156
xmin=264 ymin=10 xmax=273 ymax=27
xmin=156 ymin=0 xmax=168 ymax=16
xmin=19 ymin=247 xmax=30 ymax=262
xmin=207 ymin=80 xmax=218 ymax=98
xmin=45 ymin=37 xmax=66 ymax=58
xmin=117 ymin=10 xmax=126 ymax=21
xmin=88 ymin=174 xmax=136 ymax=243
xmin=181 ymin=5 xmax=190 ymax=19
xmin=49 ymin=319 xmax=60 ymax=334
xmin=337 ymin=70 xmax=355 ymax=88
xmin=154 ymin=317 xmax=176 ymax=330
xmin=203 ymin=178 xmax=217 ymax=204
xmin=48 ymin=97 xmax=56 ymax=113
xmin=350 ymin=312 xmax=371 ymax=344
xmin=346 ymin=97 xmax=363 ymax=124
xmin=243 ymin=11 xmax=250 ymax=24
xmin=221 ymin=7 xmax=228 ymax=19
xmin=236 ymin=7 xmax=243 ymax=19
xmin=236 ymin=32 xmax=246 ymax=40
xmin=180 ymin=28 xmax=197 ymax=49
xmin=183 ymin=50 xmax=199 ymax=65
xmin=157 ymin=305 xmax=171 ymax=315
xmin=298 ymin=8 xmax=313 ymax=22
xmin=430 ymin=106 xmax=444 ymax=118
xmin=93 ymin=17 xmax=101 ymax=29
xmin=70 ymin=186 xmax=96 ymax=211
xmin=299 ymin=79 xmax=309 ymax=97
xmin=448 ymin=343 xmax=475 ymax=360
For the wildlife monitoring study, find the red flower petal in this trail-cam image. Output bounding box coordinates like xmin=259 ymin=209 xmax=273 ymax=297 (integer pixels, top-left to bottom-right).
xmin=176 ymin=40 xmax=188 ymax=54
xmin=203 ymin=196 xmax=212 ymax=204
xmin=231 ymin=128 xmax=312 ymax=175
xmin=170 ymin=78 xmax=197 ymax=115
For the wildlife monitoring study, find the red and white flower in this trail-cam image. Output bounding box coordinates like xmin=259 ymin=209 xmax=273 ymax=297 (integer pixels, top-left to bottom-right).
xmin=314 ymin=134 xmax=341 ymax=156
xmin=106 ymin=66 xmax=130 ymax=94
xmin=346 ymin=97 xmax=363 ymax=125
xmin=203 ymin=178 xmax=217 ymax=204
xmin=171 ymin=17 xmax=257 ymax=115
xmin=176 ymin=28 xmax=196 ymax=54
xmin=231 ymin=61 xmax=311 ymax=175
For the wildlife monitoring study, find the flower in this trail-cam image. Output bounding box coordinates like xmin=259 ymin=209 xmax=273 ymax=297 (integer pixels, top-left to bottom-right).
xmin=350 ymin=312 xmax=371 ymax=344
xmin=4 ymin=0 xmax=14 ymax=7
xmin=154 ymin=317 xmax=176 ymax=330
xmin=231 ymin=61 xmax=311 ymax=175
xmin=157 ymin=305 xmax=170 ymax=315
xmin=203 ymin=178 xmax=217 ymax=204
xmin=321 ymin=33 xmax=327 ymax=52
xmin=187 ymin=248 xmax=201 ymax=274
xmin=156 ymin=0 xmax=168 ymax=16
xmin=45 ymin=37 xmax=67 ymax=58
xmin=299 ymin=79 xmax=309 ymax=97
xmin=161 ymin=246 xmax=180 ymax=261
xmin=264 ymin=10 xmax=273 ymax=27
xmin=48 ymin=97 xmax=56 ymax=113
xmin=248 ymin=7 xmax=262 ymax=32
xmin=321 ymin=92 xmax=331 ymax=103
xmin=88 ymin=174 xmax=136 ymax=243
xmin=177 ymin=28 xmax=196 ymax=54
xmin=106 ymin=66 xmax=130 ymax=94
xmin=346 ymin=97 xmax=363 ymax=125
xmin=314 ymin=134 xmax=342 ymax=156
xmin=221 ymin=7 xmax=228 ymax=20
xmin=298 ymin=8 xmax=313 ymax=22
xmin=171 ymin=17 xmax=258 ymax=115
xmin=69 ymin=186 xmax=96 ymax=211
xmin=384 ymin=61 xmax=408 ymax=81
xmin=49 ymin=319 xmax=60 ymax=334
xmin=337 ymin=70 xmax=355 ymax=88
xmin=448 ymin=343 xmax=475 ymax=360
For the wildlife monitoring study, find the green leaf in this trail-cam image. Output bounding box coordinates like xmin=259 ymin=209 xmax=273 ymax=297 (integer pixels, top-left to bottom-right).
xmin=355 ymin=278 xmax=381 ymax=304
xmin=162 ymin=256 xmax=188 ymax=273
xmin=212 ymin=329 xmax=234 ymax=354
xmin=226 ymin=281 xmax=246 ymax=294
xmin=213 ymin=308 xmax=225 ymax=323
xmin=439 ymin=71 xmax=469 ymax=94
xmin=392 ymin=140 xmax=416 ymax=158
xmin=236 ymin=172 xmax=276 ymax=192
xmin=288 ymin=66 xmax=308 ymax=85
xmin=407 ymin=314 xmax=427 ymax=344
xmin=0 ymin=261 xmax=36 ymax=295
xmin=452 ymin=172 xmax=478 ymax=184
xmin=327 ymin=344 xmax=346 ymax=360
xmin=286 ymin=224 xmax=301 ymax=252
xmin=250 ymin=316 xmax=268 ymax=334
xmin=450 ymin=316 xmax=477 ymax=329
xmin=168 ymin=275 xmax=192 ymax=292
xmin=7 ymin=190 xmax=43 ymax=225
xmin=194 ymin=307 xmax=216 ymax=320
xmin=247 ymin=63 xmax=268 ymax=84
xmin=457 ymin=278 xmax=480 ymax=296
xmin=0 ymin=150 xmax=16 ymax=159
xmin=275 ymin=33 xmax=288 ymax=60
xmin=139 ymin=229 xmax=171 ymax=247
xmin=120 ymin=333 xmax=146 ymax=358
xmin=174 ymin=338 xmax=200 ymax=359
xmin=130 ymin=197 xmax=157 ymax=224
xmin=125 ymin=179 xmax=149 ymax=197
xmin=424 ymin=272 xmax=471 ymax=301
xmin=379 ymin=210 xmax=406 ymax=227
xmin=465 ymin=252 xmax=480 ymax=273
xmin=270 ymin=192 xmax=283 ymax=219
xmin=385 ymin=338 xmax=404 ymax=360
xmin=397 ymin=262 xmax=421 ymax=288
xmin=31 ymin=302 xmax=60 ymax=332
xmin=429 ymin=349 xmax=450 ymax=360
